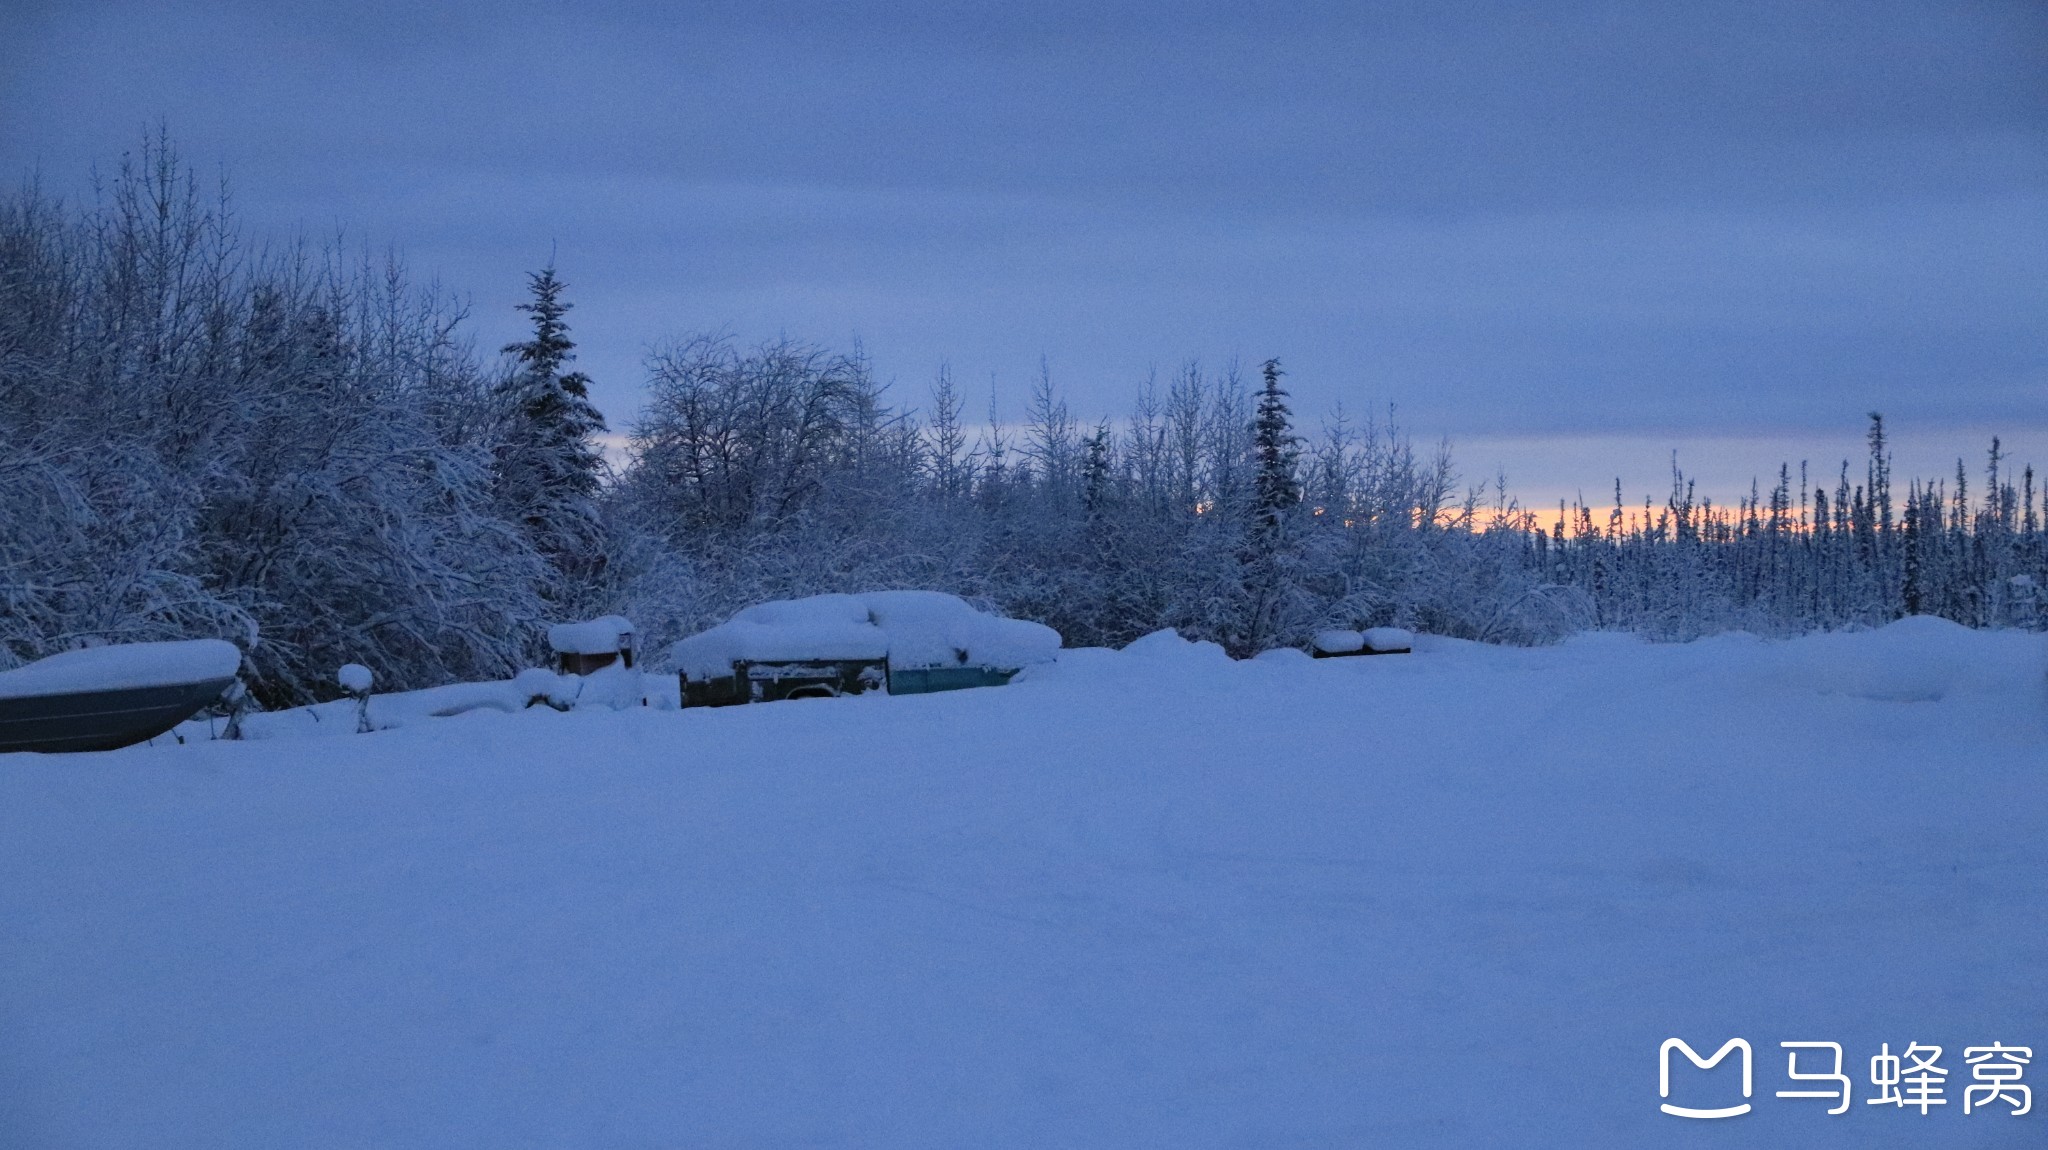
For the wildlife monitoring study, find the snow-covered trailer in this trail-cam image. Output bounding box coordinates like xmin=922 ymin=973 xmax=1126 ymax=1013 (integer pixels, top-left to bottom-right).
xmin=672 ymin=592 xmax=1058 ymax=708
xmin=1311 ymin=627 xmax=1415 ymax=658
xmin=0 ymin=640 xmax=241 ymax=754
xmin=683 ymin=658 xmax=888 ymax=707
xmin=883 ymin=663 xmax=1023 ymax=695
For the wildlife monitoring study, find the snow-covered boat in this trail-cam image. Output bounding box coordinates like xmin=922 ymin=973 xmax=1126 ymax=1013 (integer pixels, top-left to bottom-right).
xmin=0 ymin=640 xmax=242 ymax=754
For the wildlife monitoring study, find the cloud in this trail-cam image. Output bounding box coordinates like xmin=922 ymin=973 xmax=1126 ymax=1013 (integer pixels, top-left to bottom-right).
xmin=3 ymin=0 xmax=2042 ymax=469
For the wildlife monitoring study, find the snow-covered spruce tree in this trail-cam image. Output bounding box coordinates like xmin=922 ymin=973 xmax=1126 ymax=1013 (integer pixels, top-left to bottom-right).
xmin=1252 ymin=359 xmax=1302 ymax=538
xmin=1235 ymin=358 xmax=1305 ymax=654
xmin=1080 ymin=423 xmax=1112 ymax=518
xmin=926 ymin=364 xmax=970 ymax=500
xmin=495 ymin=265 xmax=609 ymax=605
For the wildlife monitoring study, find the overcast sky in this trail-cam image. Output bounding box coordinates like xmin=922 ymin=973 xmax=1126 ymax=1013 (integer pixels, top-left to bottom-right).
xmin=4 ymin=0 xmax=2044 ymax=504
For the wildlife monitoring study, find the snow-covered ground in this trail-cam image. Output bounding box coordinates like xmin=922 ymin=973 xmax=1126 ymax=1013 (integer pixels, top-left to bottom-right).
xmin=3 ymin=619 xmax=2043 ymax=1148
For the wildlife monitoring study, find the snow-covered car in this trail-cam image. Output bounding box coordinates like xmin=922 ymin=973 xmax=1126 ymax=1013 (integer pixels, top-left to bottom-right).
xmin=671 ymin=592 xmax=1060 ymax=707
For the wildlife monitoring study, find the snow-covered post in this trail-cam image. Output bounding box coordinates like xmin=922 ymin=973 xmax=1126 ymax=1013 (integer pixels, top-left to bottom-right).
xmin=339 ymin=664 xmax=375 ymax=733
xmin=219 ymin=680 xmax=250 ymax=742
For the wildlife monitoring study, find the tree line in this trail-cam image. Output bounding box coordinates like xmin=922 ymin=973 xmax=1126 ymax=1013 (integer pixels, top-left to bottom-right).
xmin=1532 ymin=417 xmax=2044 ymax=638
xmin=2 ymin=140 xmax=2040 ymax=703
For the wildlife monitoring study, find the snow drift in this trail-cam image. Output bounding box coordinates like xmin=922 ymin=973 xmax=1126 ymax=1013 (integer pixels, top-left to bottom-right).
xmin=3 ymin=619 xmax=2042 ymax=1148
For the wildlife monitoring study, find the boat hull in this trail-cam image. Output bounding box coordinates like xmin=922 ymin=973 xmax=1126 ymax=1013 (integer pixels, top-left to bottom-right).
xmin=0 ymin=677 xmax=237 ymax=754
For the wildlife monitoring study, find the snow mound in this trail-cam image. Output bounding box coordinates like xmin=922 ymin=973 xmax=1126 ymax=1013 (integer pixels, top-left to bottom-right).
xmin=569 ymin=660 xmax=646 ymax=711
xmin=337 ymin=664 xmax=374 ymax=694
xmin=1121 ymin=628 xmax=1232 ymax=662
xmin=204 ymin=668 xmax=654 ymax=742
xmin=671 ymin=592 xmax=1058 ymax=681
xmin=0 ymin=639 xmax=240 ymax=700
xmin=1763 ymin=614 xmax=2028 ymax=704
xmin=513 ymin=667 xmax=574 ymax=708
